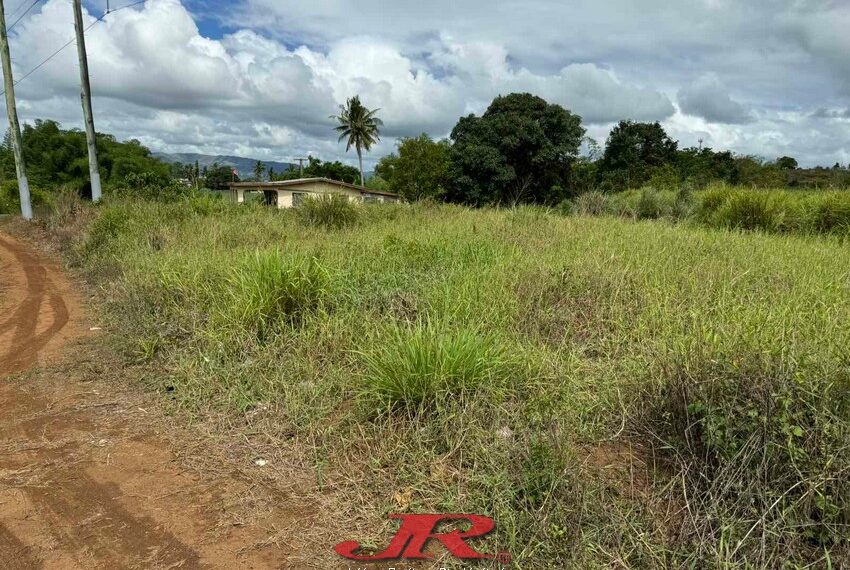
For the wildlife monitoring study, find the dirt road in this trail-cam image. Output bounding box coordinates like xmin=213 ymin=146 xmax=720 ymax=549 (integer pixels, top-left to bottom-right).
xmin=0 ymin=232 xmax=313 ymax=569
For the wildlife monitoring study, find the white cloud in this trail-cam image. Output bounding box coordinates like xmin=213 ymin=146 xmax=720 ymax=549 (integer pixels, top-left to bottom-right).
xmin=678 ymin=74 xmax=753 ymax=124
xmin=4 ymin=0 xmax=674 ymax=164
xmin=0 ymin=0 xmax=847 ymax=168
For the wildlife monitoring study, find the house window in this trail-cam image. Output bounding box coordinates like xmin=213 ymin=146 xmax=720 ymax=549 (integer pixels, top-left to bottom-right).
xmin=362 ymin=194 xmax=378 ymax=204
xmin=292 ymin=192 xmax=308 ymax=206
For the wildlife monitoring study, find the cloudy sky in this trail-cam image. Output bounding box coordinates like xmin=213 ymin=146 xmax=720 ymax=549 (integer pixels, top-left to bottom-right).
xmin=4 ymin=0 xmax=850 ymax=168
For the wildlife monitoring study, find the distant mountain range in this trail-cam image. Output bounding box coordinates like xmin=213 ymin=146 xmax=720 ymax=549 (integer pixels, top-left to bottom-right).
xmin=153 ymin=152 xmax=297 ymax=179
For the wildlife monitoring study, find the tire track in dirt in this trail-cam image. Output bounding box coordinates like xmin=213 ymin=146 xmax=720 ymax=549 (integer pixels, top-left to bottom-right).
xmin=0 ymin=234 xmax=70 ymax=375
xmin=0 ymin=231 xmax=307 ymax=569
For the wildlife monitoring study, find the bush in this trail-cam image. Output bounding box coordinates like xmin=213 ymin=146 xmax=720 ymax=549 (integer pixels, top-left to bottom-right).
xmin=0 ymin=179 xmax=54 ymax=215
xmin=360 ymin=323 xmax=509 ymax=408
xmin=695 ymin=187 xmax=804 ymax=233
xmin=556 ymin=199 xmax=574 ymax=216
xmin=635 ymin=188 xmax=673 ymax=219
xmin=806 ymin=193 xmax=850 ymax=234
xmin=642 ymin=349 xmax=850 ymax=558
xmin=219 ymin=250 xmax=331 ymax=341
xmin=574 ymin=191 xmax=609 ymax=216
xmin=713 ymin=192 xmax=787 ymax=231
xmin=672 ymin=183 xmax=696 ymax=219
xmin=296 ymin=194 xmax=359 ymax=229
xmin=83 ymin=206 xmax=131 ymax=253
xmin=108 ymin=172 xmax=194 ymax=202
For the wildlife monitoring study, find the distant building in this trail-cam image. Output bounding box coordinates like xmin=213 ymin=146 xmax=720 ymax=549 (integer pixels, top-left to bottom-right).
xmin=227 ymin=178 xmax=399 ymax=208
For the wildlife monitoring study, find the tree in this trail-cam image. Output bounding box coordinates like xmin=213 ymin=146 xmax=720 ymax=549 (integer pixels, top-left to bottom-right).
xmin=253 ymin=160 xmax=265 ymax=181
xmin=331 ymin=95 xmax=383 ymax=186
xmin=447 ymin=93 xmax=585 ymax=205
xmin=268 ymin=166 xmax=275 ymax=181
xmin=204 ymin=163 xmax=238 ymax=190
xmin=376 ymin=134 xmax=451 ymax=201
xmin=730 ymin=156 xmax=785 ymax=187
xmin=597 ymin=121 xmax=678 ymax=190
xmin=676 ymin=147 xmax=735 ymax=188
xmin=776 ymin=156 xmax=798 ymax=170
xmin=277 ymin=156 xmax=360 ymax=184
xmin=0 ymin=119 xmax=170 ymax=197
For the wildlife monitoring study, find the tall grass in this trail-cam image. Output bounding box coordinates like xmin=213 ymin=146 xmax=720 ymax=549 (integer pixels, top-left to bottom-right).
xmin=296 ymin=194 xmax=360 ymax=229
xmin=581 ymin=183 xmax=850 ymax=237
xmin=360 ymin=322 xmax=509 ymax=408
xmin=220 ymin=250 xmax=331 ymax=342
xmin=53 ymin=195 xmax=850 ymax=567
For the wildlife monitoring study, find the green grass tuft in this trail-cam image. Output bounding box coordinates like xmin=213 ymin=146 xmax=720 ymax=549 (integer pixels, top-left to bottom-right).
xmin=296 ymin=194 xmax=360 ymax=229
xmin=220 ymin=250 xmax=331 ymax=341
xmin=360 ymin=323 xmax=509 ymax=408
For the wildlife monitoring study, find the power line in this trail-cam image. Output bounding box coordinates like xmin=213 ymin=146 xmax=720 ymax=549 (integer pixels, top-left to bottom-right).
xmin=1 ymin=0 xmax=147 ymax=96
xmin=5 ymin=0 xmax=33 ymax=20
xmin=7 ymin=0 xmax=41 ymax=32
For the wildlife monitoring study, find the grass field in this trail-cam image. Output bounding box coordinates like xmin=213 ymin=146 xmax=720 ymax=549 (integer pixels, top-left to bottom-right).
xmin=52 ymin=193 xmax=850 ymax=568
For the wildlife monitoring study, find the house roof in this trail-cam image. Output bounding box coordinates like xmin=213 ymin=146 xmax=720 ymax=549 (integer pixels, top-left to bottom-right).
xmin=230 ymin=177 xmax=399 ymax=198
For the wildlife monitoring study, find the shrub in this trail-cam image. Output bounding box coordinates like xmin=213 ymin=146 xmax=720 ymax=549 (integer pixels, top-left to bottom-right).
xmin=0 ymin=179 xmax=54 ymax=215
xmin=83 ymin=206 xmax=131 ymax=253
xmin=700 ymin=189 xmax=796 ymax=232
xmin=672 ymin=183 xmax=696 ymax=219
xmin=641 ymin=349 xmax=850 ymax=559
xmin=635 ymin=187 xmax=670 ymax=219
xmin=220 ymin=250 xmax=331 ymax=341
xmin=556 ymin=199 xmax=574 ymax=216
xmin=360 ymin=323 xmax=509 ymax=408
xmin=806 ymin=193 xmax=850 ymax=234
xmin=574 ymin=191 xmax=609 ymax=216
xmin=47 ymin=186 xmax=86 ymax=228
xmin=109 ymin=172 xmax=194 ymax=202
xmin=296 ymin=194 xmax=359 ymax=229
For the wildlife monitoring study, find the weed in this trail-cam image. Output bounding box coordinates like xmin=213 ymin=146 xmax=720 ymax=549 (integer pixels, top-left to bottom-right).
xmin=574 ymin=191 xmax=609 ymax=215
xmin=220 ymin=250 xmax=331 ymax=341
xmin=359 ymin=322 xmax=510 ymax=409
xmin=296 ymin=194 xmax=359 ymax=229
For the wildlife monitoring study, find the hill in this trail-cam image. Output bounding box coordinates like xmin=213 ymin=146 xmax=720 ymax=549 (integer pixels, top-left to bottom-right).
xmin=153 ymin=152 xmax=296 ymax=179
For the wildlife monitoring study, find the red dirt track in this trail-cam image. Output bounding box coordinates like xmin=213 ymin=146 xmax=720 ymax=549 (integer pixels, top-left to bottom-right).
xmin=0 ymin=232 xmax=308 ymax=569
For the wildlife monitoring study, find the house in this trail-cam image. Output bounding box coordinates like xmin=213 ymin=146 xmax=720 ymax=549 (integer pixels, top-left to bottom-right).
xmin=227 ymin=178 xmax=399 ymax=209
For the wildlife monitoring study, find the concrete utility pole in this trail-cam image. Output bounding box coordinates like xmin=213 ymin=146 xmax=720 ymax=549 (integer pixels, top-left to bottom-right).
xmin=73 ymin=0 xmax=102 ymax=202
xmin=295 ymin=157 xmax=307 ymax=177
xmin=0 ymin=0 xmax=32 ymax=220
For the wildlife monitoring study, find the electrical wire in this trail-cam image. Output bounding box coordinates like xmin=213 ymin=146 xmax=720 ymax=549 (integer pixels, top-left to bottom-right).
xmin=1 ymin=0 xmax=148 ymax=96
xmin=5 ymin=0 xmax=32 ymax=20
xmin=7 ymin=0 xmax=41 ymax=32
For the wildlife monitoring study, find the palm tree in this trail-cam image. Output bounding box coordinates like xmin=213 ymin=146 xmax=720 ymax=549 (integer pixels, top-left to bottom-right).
xmin=330 ymin=96 xmax=383 ymax=186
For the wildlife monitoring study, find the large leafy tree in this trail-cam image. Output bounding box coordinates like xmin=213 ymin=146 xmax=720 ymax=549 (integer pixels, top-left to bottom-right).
xmin=676 ymin=146 xmax=735 ymax=188
xmin=775 ymin=156 xmax=799 ymax=170
xmin=447 ymin=93 xmax=585 ymax=205
xmin=597 ymin=121 xmax=678 ymax=190
xmin=204 ymin=163 xmax=239 ymax=190
xmin=331 ymin=96 xmax=383 ymax=186
xmin=376 ymin=134 xmax=451 ymax=201
xmin=276 ymin=156 xmax=361 ymax=184
xmin=0 ymin=119 xmax=170 ymax=196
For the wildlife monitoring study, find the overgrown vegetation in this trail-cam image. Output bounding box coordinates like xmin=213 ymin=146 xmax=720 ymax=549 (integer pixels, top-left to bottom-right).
xmin=45 ymin=195 xmax=850 ymax=568
xmin=565 ymin=183 xmax=850 ymax=237
xmin=295 ymin=194 xmax=360 ymax=229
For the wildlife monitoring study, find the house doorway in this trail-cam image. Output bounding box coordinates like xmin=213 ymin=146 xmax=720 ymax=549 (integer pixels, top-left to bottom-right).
xmin=263 ymin=191 xmax=277 ymax=207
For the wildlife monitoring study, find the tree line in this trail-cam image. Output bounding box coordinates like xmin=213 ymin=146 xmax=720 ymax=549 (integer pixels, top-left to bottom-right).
xmin=367 ymin=93 xmax=850 ymax=205
xmin=4 ymin=94 xmax=848 ymax=214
